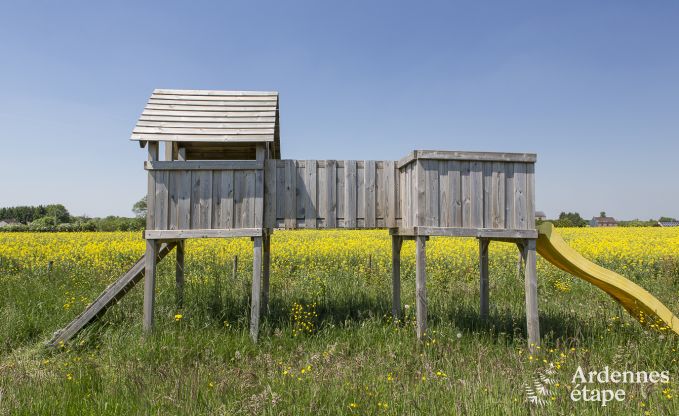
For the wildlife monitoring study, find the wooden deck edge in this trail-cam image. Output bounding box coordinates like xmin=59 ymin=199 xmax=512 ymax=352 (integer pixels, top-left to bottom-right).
xmin=145 ymin=228 xmax=263 ymax=239
xmin=391 ymin=227 xmax=538 ymax=239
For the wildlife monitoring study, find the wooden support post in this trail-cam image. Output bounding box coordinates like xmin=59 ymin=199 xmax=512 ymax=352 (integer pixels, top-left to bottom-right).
xmin=520 ymin=239 xmax=540 ymax=349
xmin=415 ymin=236 xmax=427 ymax=339
xmin=175 ymin=240 xmax=185 ymax=309
xmin=143 ymin=239 xmax=158 ymax=334
xmin=262 ymin=231 xmax=271 ymax=314
xmin=250 ymin=236 xmax=263 ymax=342
xmin=391 ymin=235 xmax=402 ymax=321
xmin=479 ymin=238 xmax=490 ymax=320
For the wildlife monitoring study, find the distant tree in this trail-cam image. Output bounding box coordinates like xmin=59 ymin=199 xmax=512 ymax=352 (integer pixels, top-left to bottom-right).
xmin=132 ymin=196 xmax=147 ymax=218
xmin=600 ymin=211 xmax=606 ymax=218
xmin=659 ymin=216 xmax=677 ymax=222
xmin=553 ymin=212 xmax=588 ymax=227
xmin=45 ymin=204 xmax=71 ymax=223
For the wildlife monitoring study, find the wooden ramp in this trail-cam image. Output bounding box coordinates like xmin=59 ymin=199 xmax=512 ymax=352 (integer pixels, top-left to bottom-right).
xmin=48 ymin=242 xmax=177 ymax=347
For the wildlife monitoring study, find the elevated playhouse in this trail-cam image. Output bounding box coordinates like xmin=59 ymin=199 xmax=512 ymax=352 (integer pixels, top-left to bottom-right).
xmin=50 ymin=89 xmax=679 ymax=348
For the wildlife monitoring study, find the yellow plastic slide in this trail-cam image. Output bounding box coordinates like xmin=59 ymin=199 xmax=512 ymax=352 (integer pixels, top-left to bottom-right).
xmin=536 ymin=222 xmax=679 ymax=335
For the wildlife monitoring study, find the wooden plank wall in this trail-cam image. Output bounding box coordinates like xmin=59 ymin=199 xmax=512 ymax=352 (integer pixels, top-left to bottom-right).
xmin=150 ymin=168 xmax=261 ymax=230
xmin=400 ymin=160 xmax=535 ymax=230
xmin=264 ymin=160 xmax=401 ymax=229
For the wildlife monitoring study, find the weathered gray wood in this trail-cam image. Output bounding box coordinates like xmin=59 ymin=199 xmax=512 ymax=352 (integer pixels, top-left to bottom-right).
xmin=461 ymin=161 xmax=471 ymax=227
xmin=146 ymin=142 xmax=159 ymax=230
xmin=177 ymin=147 xmax=186 ymax=161
xmin=425 ymin=161 xmax=439 ymax=226
xmin=384 ymin=161 xmax=397 ymax=227
xmin=483 ymin=162 xmax=493 ymax=228
xmin=47 ymin=242 xmax=176 ymax=347
xmin=364 ymin=160 xmax=376 ymax=227
xmin=526 ymin=163 xmax=535 ymax=227
xmin=325 ymin=160 xmax=337 ymax=227
xmin=416 ymin=161 xmax=426 ymax=226
xmin=254 ymin=145 xmax=265 ymax=229
xmin=397 ymin=150 xmax=537 ymax=168
xmin=144 ymin=228 xmax=262 ymax=239
xmin=522 ymin=239 xmax=540 ymax=349
xmin=305 ymin=160 xmax=317 ymax=228
xmin=470 ymin=161 xmax=483 ymax=228
xmin=132 ymin=133 xmax=274 ymax=141
xmin=391 ymin=235 xmax=402 ymax=320
xmin=344 ymin=160 xmax=357 ymax=228
xmin=145 ymin=160 xmax=263 ymax=170
xmin=479 ymin=238 xmax=489 ymax=319
xmin=492 ymin=162 xmax=506 ymax=229
xmin=504 ymin=163 xmax=515 ymax=229
xmin=154 ymin=170 xmax=169 ymax=230
xmin=393 ymin=227 xmax=538 ymax=239
xmin=262 ymin=232 xmax=271 ymax=313
xmin=176 ymin=170 xmax=191 ymax=229
xmin=176 ymin=240 xmax=185 ymax=308
xmin=153 ymin=89 xmax=278 ymax=97
xmin=164 ymin=141 xmax=173 ymax=161
xmin=250 ymin=236 xmax=263 ymax=342
xmin=284 ymin=160 xmax=296 ymax=229
xmin=439 ymin=162 xmax=451 ymax=227
xmin=415 ymin=236 xmax=427 ymax=340
xmin=264 ymin=160 xmax=277 ymax=228
xmin=143 ymin=239 xmax=158 ymax=334
xmin=514 ymin=163 xmax=527 ymax=229
xmin=191 ymin=170 xmax=213 ymax=229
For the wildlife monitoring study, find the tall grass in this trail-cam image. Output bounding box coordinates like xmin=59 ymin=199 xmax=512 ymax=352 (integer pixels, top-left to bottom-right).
xmin=1 ymin=229 xmax=678 ymax=415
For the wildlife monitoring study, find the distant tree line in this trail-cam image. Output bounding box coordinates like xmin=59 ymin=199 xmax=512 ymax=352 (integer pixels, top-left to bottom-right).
xmin=536 ymin=212 xmax=677 ymax=227
xmin=0 ymin=199 xmax=145 ymax=232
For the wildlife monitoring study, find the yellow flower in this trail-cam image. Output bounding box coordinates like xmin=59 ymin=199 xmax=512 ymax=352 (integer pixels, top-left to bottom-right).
xmin=174 ymin=314 xmax=183 ymax=321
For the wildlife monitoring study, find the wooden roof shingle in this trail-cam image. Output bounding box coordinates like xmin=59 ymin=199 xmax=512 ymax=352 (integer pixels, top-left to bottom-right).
xmin=131 ymin=89 xmax=280 ymax=156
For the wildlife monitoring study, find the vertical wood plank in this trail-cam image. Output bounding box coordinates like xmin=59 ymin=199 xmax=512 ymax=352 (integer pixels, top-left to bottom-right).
xmin=154 ymin=170 xmax=169 ymax=230
xmin=168 ymin=172 xmax=178 ymax=230
xmin=262 ymin=232 xmax=270 ymax=314
xmin=391 ymin=235 xmax=402 ymax=320
xmin=254 ymin=145 xmax=265 ymax=229
xmin=146 ymin=142 xmax=158 ymax=230
xmin=336 ymin=163 xmax=345 ymax=221
xmin=212 ymin=170 xmax=223 ymax=228
xmin=305 ymin=160 xmax=317 ymax=228
xmin=175 ymin=240 xmax=185 ymax=308
xmin=439 ymin=161 xmax=451 ymax=227
xmin=264 ymin=160 xmax=277 ymax=228
xmin=364 ymin=160 xmax=376 ymax=227
xmin=479 ymin=238 xmax=489 ymax=319
xmin=243 ymin=171 xmax=255 ymax=228
xmin=356 ymin=162 xmax=365 ymax=225
xmin=461 ymin=161 xmax=471 ymax=227
xmin=317 ymin=163 xmax=327 ymax=227
xmin=483 ymin=162 xmax=493 ymax=228
xmin=284 ymin=160 xmax=296 ymax=228
xmin=492 ymin=162 xmax=506 ymax=228
xmin=526 ymin=163 xmax=535 ymax=228
xmin=522 ymin=239 xmax=540 ymax=349
xmin=504 ymin=163 xmax=515 ymax=229
xmin=295 ymin=163 xmax=305 ymax=222
xmin=514 ymin=163 xmax=527 ymax=229
xmin=425 ymin=161 xmax=440 ymax=226
xmin=276 ymin=164 xmax=285 ymax=224
xmin=416 ymin=161 xmax=426 ymax=227
xmin=384 ymin=161 xmax=396 ymax=227
xmin=344 ymin=160 xmax=357 ymax=228
xmin=470 ymin=161 xmax=483 ymax=228
xmin=177 ymin=170 xmax=191 ymax=229
xmin=250 ymin=236 xmax=262 ymax=342
xmin=143 ymin=239 xmax=157 ymax=334
xmin=416 ymin=235 xmax=427 ymax=340
xmin=450 ymin=161 xmax=462 ymax=227
xmin=325 ymin=160 xmax=337 ymax=228
xmin=191 ymin=171 xmax=212 ymax=229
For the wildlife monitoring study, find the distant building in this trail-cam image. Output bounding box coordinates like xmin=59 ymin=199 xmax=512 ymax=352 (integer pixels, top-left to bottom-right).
xmin=535 ymin=211 xmax=547 ymax=221
xmin=590 ymin=216 xmax=618 ymax=227
xmin=657 ymin=221 xmax=679 ymax=227
xmin=0 ymin=219 xmax=19 ymax=227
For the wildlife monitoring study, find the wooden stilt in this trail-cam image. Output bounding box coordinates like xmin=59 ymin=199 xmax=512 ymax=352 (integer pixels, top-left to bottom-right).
xmin=391 ymin=235 xmax=402 ymax=321
xmin=479 ymin=238 xmax=490 ymax=320
xmin=521 ymin=239 xmax=540 ymax=349
xmin=175 ymin=240 xmax=185 ymax=309
xmin=250 ymin=236 xmax=263 ymax=342
xmin=143 ymin=239 xmax=158 ymax=334
xmin=415 ymin=236 xmax=427 ymax=339
xmin=262 ymin=231 xmax=271 ymax=314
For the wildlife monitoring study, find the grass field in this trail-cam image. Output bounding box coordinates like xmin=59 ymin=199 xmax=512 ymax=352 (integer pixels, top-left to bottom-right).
xmin=1 ymin=228 xmax=678 ymax=415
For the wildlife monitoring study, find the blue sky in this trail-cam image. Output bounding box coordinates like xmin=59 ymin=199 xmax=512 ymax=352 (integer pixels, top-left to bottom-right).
xmin=1 ymin=0 xmax=677 ymax=219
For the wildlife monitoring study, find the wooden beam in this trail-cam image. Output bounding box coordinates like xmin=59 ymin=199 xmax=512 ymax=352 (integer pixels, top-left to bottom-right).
xmin=250 ymin=236 xmax=263 ymax=342
xmin=521 ymin=239 xmax=540 ymax=350
xmin=144 ymin=228 xmax=262 ymax=239
xmin=262 ymin=231 xmax=271 ymax=314
xmin=143 ymin=240 xmax=158 ymax=334
xmin=391 ymin=227 xmax=537 ymax=239
xmin=398 ymin=150 xmax=537 ymax=168
xmin=145 ymin=160 xmax=263 ymax=171
xmin=415 ymin=236 xmax=427 ymax=340
xmin=391 ymin=235 xmax=402 ymax=321
xmin=146 ymin=142 xmax=159 ymax=230
xmin=176 ymin=240 xmax=185 ymax=309
xmin=479 ymin=238 xmax=490 ymax=319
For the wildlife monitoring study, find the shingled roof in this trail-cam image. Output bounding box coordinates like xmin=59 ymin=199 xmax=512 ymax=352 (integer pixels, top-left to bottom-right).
xmin=130 ymin=89 xmax=280 ymax=158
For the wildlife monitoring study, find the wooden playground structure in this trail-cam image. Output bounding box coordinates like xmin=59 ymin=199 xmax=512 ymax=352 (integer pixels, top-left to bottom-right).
xmin=50 ymin=89 xmax=540 ymax=348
